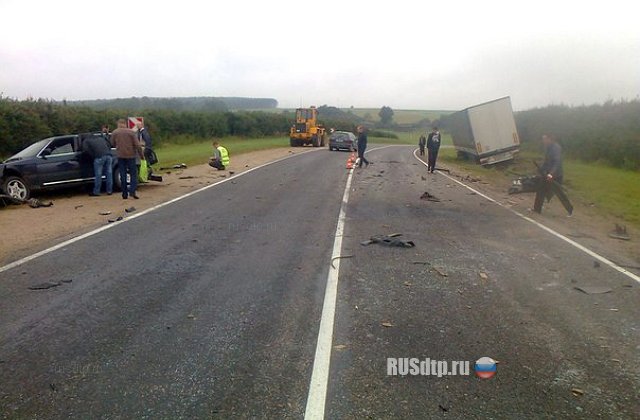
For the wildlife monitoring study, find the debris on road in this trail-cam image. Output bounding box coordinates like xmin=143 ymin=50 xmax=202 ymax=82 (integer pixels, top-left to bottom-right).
xmin=160 ymin=163 xmax=187 ymax=170
xmin=574 ymin=286 xmax=612 ymax=295
xmin=608 ymin=224 xmax=630 ymax=241
xmin=361 ymin=233 xmax=415 ymax=248
xmin=99 ymin=211 xmax=111 ymax=216
xmin=434 ymin=266 xmax=448 ymax=277
xmin=178 ymin=176 xmax=197 ymax=179
xmin=381 ymin=322 xmax=394 ymax=328
xmin=28 ymin=279 xmax=71 ymax=290
xmin=187 ymin=314 xmax=196 ymax=320
xmin=420 ymin=192 xmax=440 ymax=202
xmin=331 ymin=255 xmax=354 ymax=269
xmin=74 ymin=205 xmax=83 ymax=210
xmin=479 ymin=272 xmax=489 ymax=280
xmin=412 ymin=261 xmax=430 ymax=265
xmin=124 ymin=207 xmax=136 ymax=213
xmin=107 ymin=216 xmax=124 ymax=223
xmin=571 ymin=388 xmax=585 ymax=397
xmin=333 ymin=344 xmax=347 ymax=350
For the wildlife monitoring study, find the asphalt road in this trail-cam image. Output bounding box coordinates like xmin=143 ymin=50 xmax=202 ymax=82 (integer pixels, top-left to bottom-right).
xmin=1 ymin=146 xmax=638 ymax=419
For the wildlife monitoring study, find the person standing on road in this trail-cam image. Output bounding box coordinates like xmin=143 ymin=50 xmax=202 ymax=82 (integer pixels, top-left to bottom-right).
xmin=82 ymin=133 xmax=114 ymax=196
xmin=209 ymin=141 xmax=230 ymax=170
xmin=426 ymin=127 xmax=441 ymax=173
xmin=111 ymin=119 xmax=144 ymax=199
xmin=356 ymin=125 xmax=370 ymax=168
xmin=533 ymin=134 xmax=573 ymax=215
xmin=418 ymin=134 xmax=426 ymax=156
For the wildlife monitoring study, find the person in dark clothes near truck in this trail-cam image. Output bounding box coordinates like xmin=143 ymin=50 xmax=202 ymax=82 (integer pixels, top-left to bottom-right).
xmin=111 ymin=119 xmax=144 ymax=199
xmin=533 ymin=134 xmax=573 ymax=215
xmin=426 ymin=126 xmax=441 ymax=173
xmin=82 ymin=133 xmax=114 ymax=196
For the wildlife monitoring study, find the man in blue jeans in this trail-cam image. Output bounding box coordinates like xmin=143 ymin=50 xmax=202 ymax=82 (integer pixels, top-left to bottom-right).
xmin=111 ymin=119 xmax=144 ymax=199
xmin=82 ymin=133 xmax=114 ymax=196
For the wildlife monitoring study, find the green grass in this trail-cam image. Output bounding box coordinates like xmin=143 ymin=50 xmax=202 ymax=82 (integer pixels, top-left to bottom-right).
xmin=370 ymin=131 xmax=453 ymax=146
xmin=439 ymin=148 xmax=640 ymax=227
xmin=155 ymin=136 xmax=289 ymax=168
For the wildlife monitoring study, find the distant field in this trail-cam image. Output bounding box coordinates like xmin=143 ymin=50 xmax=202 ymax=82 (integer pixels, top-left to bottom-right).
xmin=369 ymin=131 xmax=453 ymax=146
xmin=346 ymin=108 xmax=453 ymax=125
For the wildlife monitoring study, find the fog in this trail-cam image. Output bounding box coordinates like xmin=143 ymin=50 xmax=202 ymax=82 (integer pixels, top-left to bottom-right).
xmin=1 ymin=0 xmax=637 ymax=110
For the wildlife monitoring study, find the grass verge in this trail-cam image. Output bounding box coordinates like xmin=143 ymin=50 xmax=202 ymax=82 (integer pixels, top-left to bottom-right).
xmin=155 ymin=136 xmax=289 ymax=168
xmin=439 ymin=149 xmax=640 ymax=227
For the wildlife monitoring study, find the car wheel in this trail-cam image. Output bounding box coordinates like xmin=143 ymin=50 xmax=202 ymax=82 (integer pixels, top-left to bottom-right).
xmin=113 ymin=168 xmax=122 ymax=191
xmin=3 ymin=176 xmax=31 ymax=200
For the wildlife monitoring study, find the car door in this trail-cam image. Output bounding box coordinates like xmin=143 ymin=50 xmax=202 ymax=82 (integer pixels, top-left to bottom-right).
xmin=36 ymin=136 xmax=85 ymax=186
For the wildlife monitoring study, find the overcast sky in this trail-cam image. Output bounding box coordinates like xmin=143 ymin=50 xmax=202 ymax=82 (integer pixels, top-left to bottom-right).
xmin=0 ymin=0 xmax=637 ymax=111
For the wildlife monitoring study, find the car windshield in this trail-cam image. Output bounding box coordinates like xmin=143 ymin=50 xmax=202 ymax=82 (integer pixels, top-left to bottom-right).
xmin=332 ymin=133 xmax=351 ymax=141
xmin=5 ymin=138 xmax=50 ymax=161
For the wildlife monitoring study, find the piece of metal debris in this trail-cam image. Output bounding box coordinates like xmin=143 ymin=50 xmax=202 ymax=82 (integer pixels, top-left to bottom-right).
xmin=608 ymin=224 xmax=630 ymax=241
xmin=574 ymin=286 xmax=613 ymax=295
xmin=29 ymin=281 xmax=62 ymax=290
xmin=420 ymin=192 xmax=440 ymax=202
xmin=434 ymin=267 xmax=448 ymax=277
xmin=361 ymin=233 xmax=415 ymax=248
xmin=381 ymin=322 xmax=394 ymax=328
xmin=331 ymin=255 xmax=354 ymax=269
xmin=571 ymin=388 xmax=584 ymax=397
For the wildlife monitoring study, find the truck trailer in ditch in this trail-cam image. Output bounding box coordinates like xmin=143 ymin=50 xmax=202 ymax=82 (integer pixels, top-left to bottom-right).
xmin=449 ymin=96 xmax=520 ymax=165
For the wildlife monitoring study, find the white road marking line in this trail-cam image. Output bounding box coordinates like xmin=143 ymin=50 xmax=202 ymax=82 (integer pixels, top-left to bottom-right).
xmin=0 ymin=150 xmax=318 ymax=274
xmin=412 ymin=148 xmax=640 ymax=284
xmin=304 ymin=145 xmax=393 ymax=419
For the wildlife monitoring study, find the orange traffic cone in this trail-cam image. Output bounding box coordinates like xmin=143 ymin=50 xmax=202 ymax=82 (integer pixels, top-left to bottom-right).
xmin=346 ymin=153 xmax=354 ymax=169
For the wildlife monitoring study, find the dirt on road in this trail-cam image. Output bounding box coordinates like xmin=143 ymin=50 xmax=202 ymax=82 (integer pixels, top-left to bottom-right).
xmin=1 ymin=146 xmax=638 ymax=273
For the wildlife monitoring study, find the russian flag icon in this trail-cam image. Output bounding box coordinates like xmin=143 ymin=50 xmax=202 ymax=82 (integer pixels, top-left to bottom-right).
xmin=475 ymin=357 xmax=497 ymax=379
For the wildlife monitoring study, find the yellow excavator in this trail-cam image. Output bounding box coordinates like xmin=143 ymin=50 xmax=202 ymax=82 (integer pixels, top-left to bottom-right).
xmin=289 ymin=106 xmax=326 ymax=147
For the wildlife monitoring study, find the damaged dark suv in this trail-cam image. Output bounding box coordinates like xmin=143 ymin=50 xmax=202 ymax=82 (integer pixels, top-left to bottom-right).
xmin=0 ymin=133 xmax=159 ymax=200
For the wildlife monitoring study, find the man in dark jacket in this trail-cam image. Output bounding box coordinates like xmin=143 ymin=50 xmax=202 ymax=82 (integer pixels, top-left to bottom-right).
xmin=426 ymin=127 xmax=441 ymax=173
xmin=356 ymin=125 xmax=370 ymax=168
xmin=111 ymin=119 xmax=144 ymax=199
xmin=82 ymin=133 xmax=114 ymax=196
xmin=533 ymin=134 xmax=572 ymax=215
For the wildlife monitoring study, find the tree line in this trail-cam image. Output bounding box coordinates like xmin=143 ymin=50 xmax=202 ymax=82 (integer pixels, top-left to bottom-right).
xmin=0 ymin=97 xmax=292 ymax=157
xmin=70 ymin=96 xmax=278 ymax=111
xmin=514 ymin=100 xmax=640 ymax=170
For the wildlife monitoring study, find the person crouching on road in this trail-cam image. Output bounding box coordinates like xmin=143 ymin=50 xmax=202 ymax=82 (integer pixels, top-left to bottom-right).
xmin=356 ymin=125 xmax=370 ymax=168
xmin=111 ymin=119 xmax=144 ymax=199
xmin=426 ymin=126 xmax=441 ymax=173
xmin=82 ymin=133 xmax=114 ymax=196
xmin=209 ymin=141 xmax=230 ymax=170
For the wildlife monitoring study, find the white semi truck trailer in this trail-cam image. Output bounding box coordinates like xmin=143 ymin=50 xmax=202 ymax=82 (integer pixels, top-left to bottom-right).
xmin=449 ymin=96 xmax=520 ymax=165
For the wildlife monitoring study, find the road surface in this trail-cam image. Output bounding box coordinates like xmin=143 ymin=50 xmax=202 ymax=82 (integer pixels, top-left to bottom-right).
xmin=1 ymin=146 xmax=638 ymax=419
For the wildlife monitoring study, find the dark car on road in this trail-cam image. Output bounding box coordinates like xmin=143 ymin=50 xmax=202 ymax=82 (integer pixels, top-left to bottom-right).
xmin=0 ymin=133 xmax=121 ymax=200
xmin=328 ymin=131 xmax=357 ymax=151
